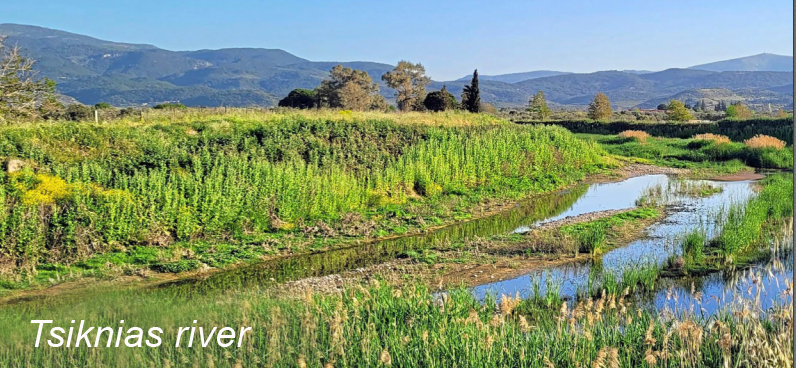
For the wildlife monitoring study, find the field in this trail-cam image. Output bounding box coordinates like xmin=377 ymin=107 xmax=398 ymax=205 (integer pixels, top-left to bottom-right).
xmin=0 ymin=110 xmax=792 ymax=367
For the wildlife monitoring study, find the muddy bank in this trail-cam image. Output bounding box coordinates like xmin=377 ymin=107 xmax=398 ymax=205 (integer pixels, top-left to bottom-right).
xmin=277 ymin=206 xmax=664 ymax=295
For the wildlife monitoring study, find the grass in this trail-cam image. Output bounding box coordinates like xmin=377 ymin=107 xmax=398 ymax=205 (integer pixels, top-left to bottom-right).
xmin=666 ymin=174 xmax=793 ymax=275
xmin=0 ymin=110 xmax=612 ymax=285
xmin=577 ymin=133 xmax=793 ymax=171
xmin=0 ymin=276 xmax=789 ymax=367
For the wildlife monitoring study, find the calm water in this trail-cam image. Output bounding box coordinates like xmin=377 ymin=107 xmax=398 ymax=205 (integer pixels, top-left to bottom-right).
xmin=473 ymin=175 xmax=793 ymax=315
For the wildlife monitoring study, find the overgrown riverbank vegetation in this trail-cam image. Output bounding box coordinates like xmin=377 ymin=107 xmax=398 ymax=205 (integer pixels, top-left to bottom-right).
xmin=666 ymin=174 xmax=794 ymax=276
xmin=0 ymin=271 xmax=790 ymax=368
xmin=0 ymin=110 xmax=612 ymax=288
xmin=576 ymin=131 xmax=792 ymax=172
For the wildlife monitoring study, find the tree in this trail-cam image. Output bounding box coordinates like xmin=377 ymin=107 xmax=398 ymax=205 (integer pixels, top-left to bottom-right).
xmin=278 ymin=89 xmax=316 ymax=109
xmin=656 ymin=103 xmax=668 ymax=110
xmin=527 ymin=90 xmax=551 ymax=120
xmin=587 ymin=93 xmax=612 ymax=120
xmin=381 ymin=61 xmax=430 ymax=112
xmin=461 ymin=69 xmax=481 ymax=113
xmin=0 ymin=36 xmax=57 ymax=120
xmin=665 ymin=100 xmax=693 ymax=121
xmin=315 ymin=65 xmax=381 ymax=111
xmin=725 ymin=101 xmax=752 ymax=119
xmin=94 ymin=102 xmax=112 ymax=109
xmin=423 ymin=85 xmax=459 ymax=112
xmin=715 ymin=100 xmax=727 ymax=112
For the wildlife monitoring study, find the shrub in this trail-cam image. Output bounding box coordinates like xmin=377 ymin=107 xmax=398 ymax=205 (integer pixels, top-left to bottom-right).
xmin=278 ymin=89 xmax=317 ymax=109
xmin=617 ymin=130 xmax=650 ymax=142
xmin=693 ymin=133 xmax=731 ymax=144
xmin=153 ymin=102 xmax=187 ymax=110
xmin=423 ymin=87 xmax=459 ymax=112
xmin=65 ymin=104 xmax=93 ymax=121
xmin=744 ymin=135 xmax=786 ymax=149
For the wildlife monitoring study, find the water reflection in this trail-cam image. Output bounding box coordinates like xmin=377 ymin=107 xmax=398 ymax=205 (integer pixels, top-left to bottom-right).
xmin=473 ymin=175 xmax=791 ymax=316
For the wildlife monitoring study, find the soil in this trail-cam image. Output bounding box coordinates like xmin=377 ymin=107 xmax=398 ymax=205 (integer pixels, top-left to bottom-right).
xmin=710 ymin=172 xmax=766 ymax=181
xmin=277 ymin=206 xmax=663 ymax=295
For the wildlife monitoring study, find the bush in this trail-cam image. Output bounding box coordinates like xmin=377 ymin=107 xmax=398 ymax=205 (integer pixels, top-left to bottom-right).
xmin=617 ymin=130 xmax=650 ymax=142
xmin=278 ymin=89 xmax=317 ymax=109
xmin=692 ymin=133 xmax=731 ymax=144
xmin=65 ymin=104 xmax=93 ymax=121
xmin=423 ymin=88 xmax=459 ymax=112
xmin=744 ymin=134 xmax=786 ymax=149
xmin=153 ymin=102 xmax=187 ymax=110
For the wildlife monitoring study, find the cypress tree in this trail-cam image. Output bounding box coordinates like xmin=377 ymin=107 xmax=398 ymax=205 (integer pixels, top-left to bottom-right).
xmin=461 ymin=69 xmax=481 ymax=113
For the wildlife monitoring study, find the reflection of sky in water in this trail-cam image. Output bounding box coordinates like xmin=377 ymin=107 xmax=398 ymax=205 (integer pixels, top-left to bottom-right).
xmin=473 ymin=175 xmax=791 ymax=316
xmin=514 ymin=175 xmax=671 ymax=233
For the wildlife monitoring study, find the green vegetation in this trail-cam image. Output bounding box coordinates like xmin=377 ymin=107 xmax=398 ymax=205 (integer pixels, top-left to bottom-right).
xmin=726 ymin=102 xmax=753 ymax=119
xmin=423 ymin=85 xmax=459 ymax=112
xmin=579 ymin=133 xmax=792 ymax=170
xmin=526 ymin=91 xmax=550 ymax=120
xmin=587 ymin=93 xmax=612 ymax=120
xmin=668 ymin=174 xmax=793 ymax=274
xmin=461 ymin=70 xmax=481 ymax=113
xmin=519 ymin=117 xmax=794 ymax=145
xmin=277 ymin=89 xmax=317 ymax=109
xmin=153 ymin=102 xmax=187 ymax=110
xmin=665 ymin=100 xmax=693 ymax=121
xmin=0 ymin=277 xmax=789 ymax=368
xmin=381 ymin=61 xmax=431 ymax=112
xmin=0 ymin=111 xmax=608 ymax=282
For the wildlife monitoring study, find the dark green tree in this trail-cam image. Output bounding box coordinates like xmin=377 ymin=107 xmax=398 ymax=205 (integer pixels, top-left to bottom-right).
xmin=461 ymin=69 xmax=481 ymax=113
xmin=423 ymin=85 xmax=459 ymax=112
xmin=278 ymin=89 xmax=317 ymax=109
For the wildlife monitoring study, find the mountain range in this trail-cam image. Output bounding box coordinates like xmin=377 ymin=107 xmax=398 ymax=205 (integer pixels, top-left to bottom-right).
xmin=1 ymin=23 xmax=792 ymax=110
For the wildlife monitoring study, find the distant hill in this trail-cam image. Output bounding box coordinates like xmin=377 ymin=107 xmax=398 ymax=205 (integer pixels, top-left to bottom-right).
xmin=689 ymin=53 xmax=793 ymax=72
xmin=0 ymin=23 xmax=792 ymax=110
xmin=455 ymin=70 xmax=570 ymax=84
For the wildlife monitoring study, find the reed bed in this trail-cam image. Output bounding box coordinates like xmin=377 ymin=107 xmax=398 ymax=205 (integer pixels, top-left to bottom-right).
xmin=0 ymin=271 xmax=789 ymax=367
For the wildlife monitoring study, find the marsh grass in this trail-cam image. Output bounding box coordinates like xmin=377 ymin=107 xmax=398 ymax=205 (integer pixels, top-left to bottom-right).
xmin=0 ymin=272 xmax=789 ymax=368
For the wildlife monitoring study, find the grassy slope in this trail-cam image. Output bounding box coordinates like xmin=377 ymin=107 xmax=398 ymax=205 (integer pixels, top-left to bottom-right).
xmin=0 ymin=110 xmax=612 ymax=288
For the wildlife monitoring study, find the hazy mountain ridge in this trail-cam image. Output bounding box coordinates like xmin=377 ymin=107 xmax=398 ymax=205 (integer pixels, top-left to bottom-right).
xmin=1 ymin=23 xmax=792 ymax=109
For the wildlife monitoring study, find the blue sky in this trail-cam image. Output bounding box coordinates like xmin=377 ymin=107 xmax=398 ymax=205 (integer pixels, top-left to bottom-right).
xmin=2 ymin=0 xmax=793 ymax=80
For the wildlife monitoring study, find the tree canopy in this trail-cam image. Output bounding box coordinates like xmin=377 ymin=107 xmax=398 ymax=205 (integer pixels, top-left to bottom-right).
xmin=382 ymin=61 xmax=430 ymax=112
xmin=423 ymin=85 xmax=459 ymax=112
xmin=527 ymin=91 xmax=550 ymax=120
xmin=316 ymin=65 xmax=383 ymax=111
xmin=278 ymin=89 xmax=316 ymax=109
xmin=665 ymin=100 xmax=693 ymax=121
xmin=587 ymin=93 xmax=612 ymax=120
xmin=725 ymin=102 xmax=753 ymax=119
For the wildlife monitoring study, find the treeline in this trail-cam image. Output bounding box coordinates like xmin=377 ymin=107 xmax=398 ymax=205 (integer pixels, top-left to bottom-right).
xmin=518 ymin=117 xmax=794 ymax=145
xmin=278 ymin=63 xmax=487 ymax=113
